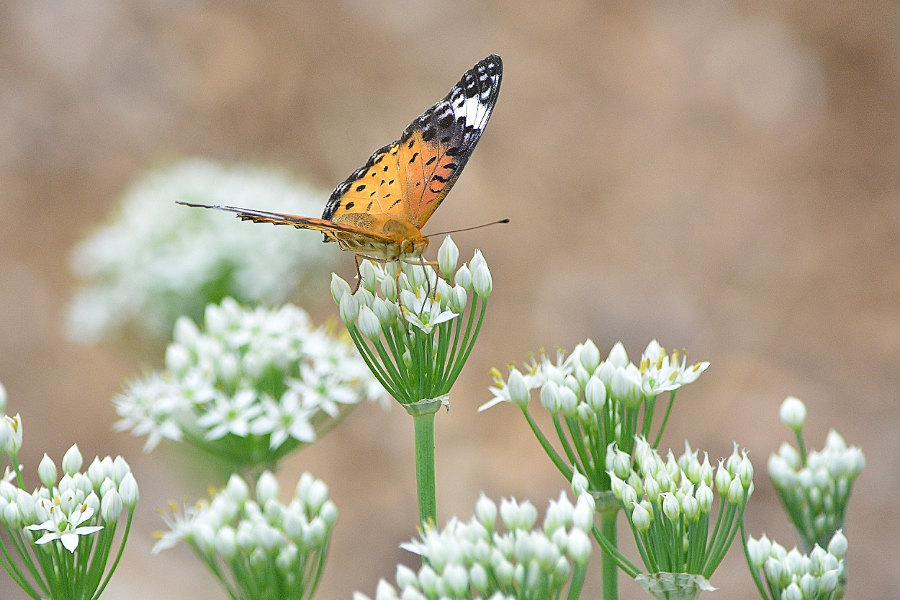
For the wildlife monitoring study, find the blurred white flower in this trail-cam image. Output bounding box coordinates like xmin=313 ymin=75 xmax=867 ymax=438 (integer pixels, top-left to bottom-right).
xmin=358 ymin=490 xmax=592 ymax=599
xmin=114 ymin=298 xmax=386 ymax=466
xmin=67 ymin=158 xmax=338 ymax=344
xmin=154 ymin=471 xmax=335 ymax=600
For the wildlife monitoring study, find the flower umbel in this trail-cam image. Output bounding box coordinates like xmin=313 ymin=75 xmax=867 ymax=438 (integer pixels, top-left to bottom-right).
xmin=354 ymin=489 xmax=594 ymax=600
xmin=66 ymin=158 xmax=338 ymax=344
xmin=768 ymin=397 xmax=864 ymax=551
xmin=333 ymin=237 xmax=494 ymax=526
xmin=602 ymin=439 xmax=752 ymax=599
xmin=744 ymin=531 xmax=846 ymax=600
xmin=334 ymin=237 xmax=491 ymax=407
xmin=154 ymin=471 xmax=335 ymax=600
xmin=481 ymin=340 xmax=709 ymax=492
xmin=0 ymin=397 xmax=138 ymax=600
xmin=114 ymin=298 xmax=386 ymax=470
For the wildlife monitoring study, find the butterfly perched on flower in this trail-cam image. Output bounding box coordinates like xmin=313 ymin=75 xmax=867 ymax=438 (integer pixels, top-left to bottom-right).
xmin=178 ymin=54 xmax=503 ymax=266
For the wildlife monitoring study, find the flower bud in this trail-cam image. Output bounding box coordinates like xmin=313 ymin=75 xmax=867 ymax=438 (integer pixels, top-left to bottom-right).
xmin=330 ymin=273 xmax=351 ymax=305
xmin=101 ymin=489 xmax=123 ymax=523
xmin=471 ymin=255 xmax=493 ymax=298
xmin=475 ymin=494 xmax=497 ymax=528
xmin=339 ymin=293 xmax=360 ymax=325
xmin=661 ymin=492 xmax=680 ymax=521
xmin=62 ymin=444 xmax=83 ymax=476
xmin=827 ymin=529 xmax=847 ymax=559
xmin=540 ymin=382 xmax=560 ymax=413
xmin=437 ymin=236 xmax=460 ymax=278
xmin=118 ymin=472 xmax=139 ymax=509
xmin=506 ymin=369 xmax=530 ymax=408
xmin=256 ymin=471 xmax=279 ymax=505
xmin=632 ymin=502 xmax=652 ymax=532
xmin=3 ymin=414 xmax=22 ymax=454
xmin=783 ymin=582 xmax=803 ymax=600
xmin=357 ymin=305 xmax=382 ymax=341
xmin=584 ymin=377 xmax=606 ymax=411
xmin=454 ymin=263 xmax=472 ymax=290
xmin=567 ymin=528 xmax=592 ymax=564
xmin=779 ymin=396 xmax=807 ymax=430
xmin=38 ymin=454 xmax=57 ymax=489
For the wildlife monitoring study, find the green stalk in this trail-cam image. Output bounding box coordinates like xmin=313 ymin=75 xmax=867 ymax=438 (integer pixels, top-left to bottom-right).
xmin=600 ymin=506 xmax=619 ymax=600
xmin=413 ymin=412 xmax=437 ymax=525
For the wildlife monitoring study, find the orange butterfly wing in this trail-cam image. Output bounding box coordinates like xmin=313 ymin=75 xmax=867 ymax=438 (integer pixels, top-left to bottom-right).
xmin=177 ymin=55 xmax=502 ymax=262
xmin=323 ymin=54 xmax=503 ymax=236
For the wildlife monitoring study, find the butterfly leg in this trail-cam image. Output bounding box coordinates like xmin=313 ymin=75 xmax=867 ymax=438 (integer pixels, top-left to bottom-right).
xmin=352 ymin=255 xmax=363 ymax=292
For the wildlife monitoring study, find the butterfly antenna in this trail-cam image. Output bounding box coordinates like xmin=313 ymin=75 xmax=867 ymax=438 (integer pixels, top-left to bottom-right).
xmin=430 ymin=218 xmax=510 ymax=237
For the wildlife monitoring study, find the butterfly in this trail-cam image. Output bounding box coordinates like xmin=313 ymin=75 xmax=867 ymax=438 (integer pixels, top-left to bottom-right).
xmin=178 ymin=54 xmax=503 ymax=268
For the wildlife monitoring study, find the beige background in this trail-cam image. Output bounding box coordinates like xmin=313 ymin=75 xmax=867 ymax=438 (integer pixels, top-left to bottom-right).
xmin=1 ymin=2 xmax=897 ymax=598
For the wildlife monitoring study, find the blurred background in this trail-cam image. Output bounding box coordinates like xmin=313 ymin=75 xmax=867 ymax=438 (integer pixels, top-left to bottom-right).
xmin=1 ymin=2 xmax=897 ymax=598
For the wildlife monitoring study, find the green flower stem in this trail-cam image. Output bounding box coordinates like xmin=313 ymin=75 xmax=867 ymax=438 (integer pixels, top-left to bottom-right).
xmin=91 ymin=510 xmax=134 ymax=600
xmin=521 ymin=407 xmax=573 ymax=481
xmin=794 ymin=429 xmax=808 ymax=466
xmin=650 ymin=391 xmax=676 ymax=448
xmin=567 ymin=561 xmax=588 ymax=600
xmin=740 ymin=522 xmax=770 ymax=600
xmin=600 ymin=507 xmax=620 ymax=600
xmin=413 ymin=412 xmax=437 ymax=525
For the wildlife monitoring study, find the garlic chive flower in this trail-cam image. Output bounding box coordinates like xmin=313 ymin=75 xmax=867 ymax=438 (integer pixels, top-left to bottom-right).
xmin=481 ymin=340 xmax=709 ymax=492
xmin=768 ymin=399 xmax=864 ymax=551
xmin=745 ymin=531 xmax=846 ymax=600
xmin=155 ymin=471 xmax=336 ymax=600
xmin=355 ymin=490 xmax=594 ymax=600
xmin=603 ymin=438 xmax=752 ymax=596
xmin=114 ymin=298 xmax=386 ymax=469
xmin=67 ymin=158 xmax=338 ymax=344
xmin=0 ymin=392 xmax=137 ymax=600
xmin=334 ymin=238 xmax=493 ymax=525
xmin=333 ymin=237 xmax=491 ymax=407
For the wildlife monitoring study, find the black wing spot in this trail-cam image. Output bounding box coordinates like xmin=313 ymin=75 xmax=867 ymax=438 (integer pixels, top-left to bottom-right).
xmin=425 ymin=156 xmax=437 ymax=166
xmin=345 ymin=201 xmax=355 ymax=209
xmin=407 ymin=139 xmax=415 ymax=149
xmin=444 ymin=163 xmax=458 ymax=171
xmin=408 ymin=152 xmax=419 ymax=164
xmin=432 ymin=174 xmax=449 ymax=183
xmin=355 ymin=184 xmax=366 ymax=192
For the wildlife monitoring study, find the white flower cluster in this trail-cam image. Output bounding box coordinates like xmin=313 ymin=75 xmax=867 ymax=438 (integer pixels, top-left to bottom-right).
xmin=67 ymin=158 xmax=338 ymax=343
xmin=608 ymin=438 xmax=753 ymax=531
xmin=155 ymin=471 xmax=335 ymax=600
xmin=607 ymin=438 xmax=751 ymax=581
xmin=0 ymin=444 xmax=137 ymax=554
xmin=355 ymin=492 xmax=593 ymax=600
xmin=115 ymin=298 xmax=385 ymax=460
xmin=481 ymin=339 xmax=709 ymax=412
xmin=767 ymin=428 xmax=864 ymax=548
xmin=331 ymin=237 xmax=493 ymax=406
xmin=332 ymin=237 xmax=493 ymax=337
xmin=746 ymin=531 xmax=846 ymax=600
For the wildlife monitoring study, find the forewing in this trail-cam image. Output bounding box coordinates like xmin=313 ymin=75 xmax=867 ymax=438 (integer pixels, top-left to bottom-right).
xmin=323 ymin=54 xmax=503 ymax=230
xmin=175 ymin=201 xmax=396 ymax=244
